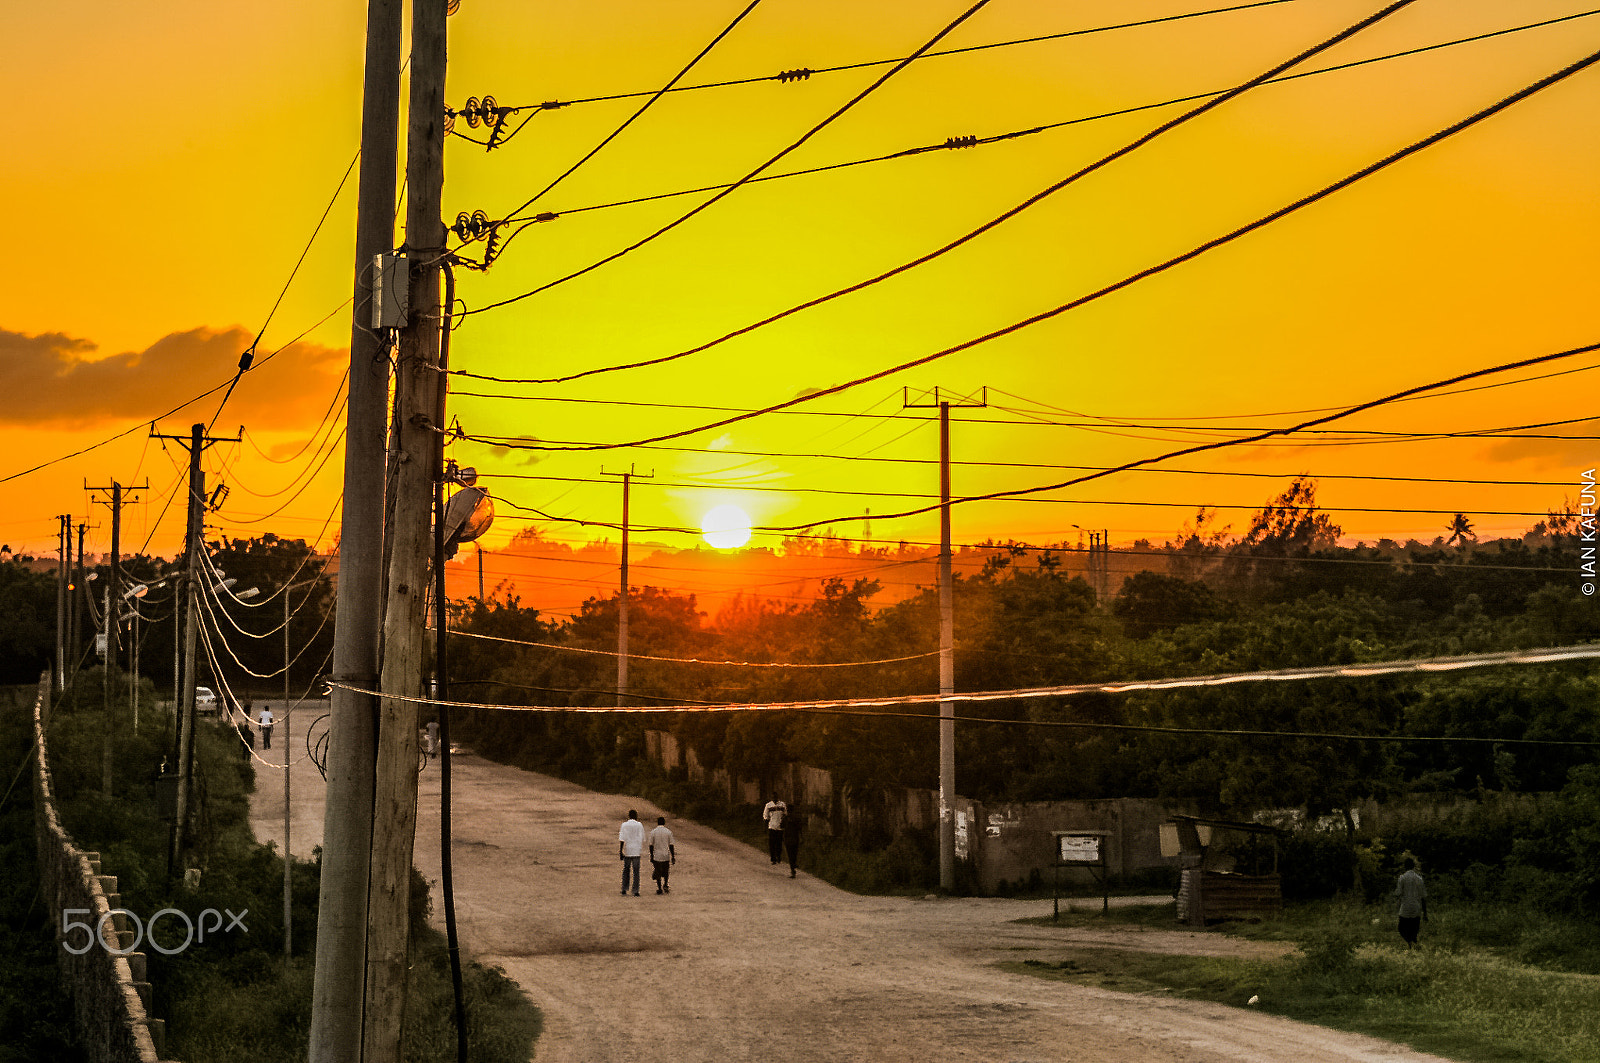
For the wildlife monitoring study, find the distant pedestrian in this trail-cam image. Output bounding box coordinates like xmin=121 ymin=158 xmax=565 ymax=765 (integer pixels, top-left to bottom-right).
xmin=1395 ymin=856 xmax=1428 ymax=948
xmin=762 ymin=797 xmax=788 ymax=865
xmin=619 ymin=809 xmax=645 ymax=896
xmin=781 ymin=805 xmax=803 ymax=878
xmin=237 ymin=717 xmax=254 ymax=760
xmin=258 ymin=705 xmax=276 ymax=750
xmin=426 ymin=720 xmax=440 ymax=760
xmin=649 ymin=816 xmax=676 ymax=894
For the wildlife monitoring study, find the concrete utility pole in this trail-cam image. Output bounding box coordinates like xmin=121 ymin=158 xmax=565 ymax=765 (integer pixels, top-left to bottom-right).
xmin=603 ymin=467 xmax=652 ymax=706
xmin=88 ymin=480 xmax=146 ymax=795
xmin=309 ymin=0 xmax=404 ymax=1056
xmin=365 ymin=1 xmax=446 ymax=1058
xmin=902 ymin=387 xmax=986 ymax=891
xmin=151 ymin=426 xmax=235 ymax=873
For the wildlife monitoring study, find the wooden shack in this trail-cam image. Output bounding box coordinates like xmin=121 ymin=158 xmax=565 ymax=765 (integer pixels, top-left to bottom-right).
xmin=1167 ymin=816 xmax=1283 ymax=927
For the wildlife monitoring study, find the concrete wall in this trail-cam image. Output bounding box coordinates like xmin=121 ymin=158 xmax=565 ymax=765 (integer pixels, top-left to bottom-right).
xmin=643 ymin=730 xmax=1179 ymax=893
xmin=32 ymin=675 xmax=177 ymax=1063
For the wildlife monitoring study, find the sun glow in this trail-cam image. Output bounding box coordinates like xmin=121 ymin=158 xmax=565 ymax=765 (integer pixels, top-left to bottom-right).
xmin=701 ymin=504 xmax=752 ymax=549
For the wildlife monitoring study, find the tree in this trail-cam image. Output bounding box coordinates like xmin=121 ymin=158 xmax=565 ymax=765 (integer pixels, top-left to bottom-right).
xmin=1240 ymin=476 xmax=1342 ymax=556
xmin=1445 ymin=513 xmax=1476 ymax=548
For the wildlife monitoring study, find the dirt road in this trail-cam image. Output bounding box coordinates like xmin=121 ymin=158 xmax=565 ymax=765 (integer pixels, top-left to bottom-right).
xmin=252 ymin=733 xmax=1456 ymax=1063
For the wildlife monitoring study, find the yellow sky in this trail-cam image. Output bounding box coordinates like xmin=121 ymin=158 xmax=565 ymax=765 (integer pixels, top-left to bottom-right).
xmin=5 ymin=0 xmax=1598 ymax=577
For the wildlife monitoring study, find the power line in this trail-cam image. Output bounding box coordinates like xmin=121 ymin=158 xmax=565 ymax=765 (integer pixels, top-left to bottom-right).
xmin=453 ymin=0 xmax=1419 ymax=365
xmin=326 ymin=642 xmax=1600 ymax=747
xmin=482 ymin=473 xmax=1558 ymax=518
xmin=491 ymin=1 xmax=1306 ymax=115
xmin=461 ymin=48 xmax=1600 ymax=457
xmin=477 ymin=11 xmax=1600 ymax=252
xmin=462 ymin=0 xmax=998 ymax=297
xmin=755 ymin=340 xmax=1600 ymax=534
xmin=492 ymin=0 xmax=766 ymax=225
xmin=477 ymin=444 xmax=1570 ymax=488
xmin=456 ymin=389 xmax=1600 ymax=440
xmin=444 ymin=627 xmax=939 ymax=667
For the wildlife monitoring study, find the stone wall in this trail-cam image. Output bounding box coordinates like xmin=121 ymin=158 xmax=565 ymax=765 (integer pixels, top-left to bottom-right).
xmin=643 ymin=729 xmax=1179 ymax=893
xmin=32 ymin=674 xmax=177 ymax=1063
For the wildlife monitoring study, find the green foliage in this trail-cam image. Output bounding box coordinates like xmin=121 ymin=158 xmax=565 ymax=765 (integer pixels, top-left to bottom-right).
xmin=0 ymin=561 xmax=57 ymax=684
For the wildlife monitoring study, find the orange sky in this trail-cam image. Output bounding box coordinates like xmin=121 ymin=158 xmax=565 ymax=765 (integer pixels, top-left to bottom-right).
xmin=5 ymin=0 xmax=1599 ymax=603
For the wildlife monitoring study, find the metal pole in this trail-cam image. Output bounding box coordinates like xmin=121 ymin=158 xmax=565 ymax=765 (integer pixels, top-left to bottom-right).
xmin=170 ymin=426 xmax=205 ymax=873
xmin=74 ymin=522 xmax=87 ymax=683
xmin=937 ymin=401 xmax=955 ymax=892
xmin=310 ymin=0 xmax=403 ymax=1053
xmin=55 ymin=516 xmax=66 ymax=691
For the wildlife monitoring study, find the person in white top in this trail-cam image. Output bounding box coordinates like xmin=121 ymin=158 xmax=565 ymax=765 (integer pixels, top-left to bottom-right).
xmin=618 ymin=810 xmax=645 ymax=896
xmin=257 ymin=705 xmax=276 ymax=750
xmin=648 ymin=817 xmax=676 ymax=894
xmin=762 ymin=798 xmax=787 ymax=865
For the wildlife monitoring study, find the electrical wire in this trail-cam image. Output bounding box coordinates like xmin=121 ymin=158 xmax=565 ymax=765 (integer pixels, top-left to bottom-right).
xmin=326 ymin=642 xmax=1600 ymax=747
xmin=461 ymin=49 xmax=1600 ymax=456
xmin=493 ymin=1 xmax=1307 ymax=114
xmin=455 ymin=0 xmax=1416 ymax=361
xmin=465 ymin=0 xmax=998 ymax=296
xmin=475 ymin=9 xmax=1600 ymax=262
xmin=495 ymin=0 xmax=767 ymax=223
xmin=443 ymin=626 xmax=939 ymax=667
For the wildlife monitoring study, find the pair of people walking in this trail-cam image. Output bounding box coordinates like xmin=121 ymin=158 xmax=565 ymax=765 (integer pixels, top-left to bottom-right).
xmin=763 ymin=797 xmax=803 ymax=877
xmin=619 ymin=810 xmax=676 ymax=895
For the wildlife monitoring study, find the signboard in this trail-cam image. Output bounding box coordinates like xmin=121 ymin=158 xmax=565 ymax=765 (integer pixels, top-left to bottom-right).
xmin=1058 ymin=833 xmax=1102 ymax=864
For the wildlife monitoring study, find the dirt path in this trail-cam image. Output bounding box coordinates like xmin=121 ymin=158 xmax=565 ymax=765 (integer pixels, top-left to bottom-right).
xmin=253 ymin=741 xmax=1457 ymax=1063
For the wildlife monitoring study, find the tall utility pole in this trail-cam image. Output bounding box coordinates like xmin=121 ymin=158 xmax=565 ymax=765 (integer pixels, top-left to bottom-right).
xmin=364 ymin=2 xmax=446 ymax=1058
xmin=88 ymin=479 xmax=147 ymax=795
xmin=477 ymin=545 xmax=485 ymax=604
xmin=72 ymin=522 xmax=87 ymax=681
xmin=55 ymin=515 xmax=69 ymax=691
xmin=309 ymin=0 xmax=404 ymax=1056
xmin=152 ymin=424 xmax=237 ymax=873
xmin=902 ymin=387 xmax=986 ymax=891
xmin=603 ymin=467 xmax=652 ymax=706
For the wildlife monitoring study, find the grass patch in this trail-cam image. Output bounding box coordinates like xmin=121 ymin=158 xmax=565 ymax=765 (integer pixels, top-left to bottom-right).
xmin=1007 ymin=899 xmax=1600 ymax=1063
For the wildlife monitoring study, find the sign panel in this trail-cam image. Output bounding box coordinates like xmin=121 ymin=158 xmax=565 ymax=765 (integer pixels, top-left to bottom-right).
xmin=1058 ymin=834 xmax=1102 ymax=864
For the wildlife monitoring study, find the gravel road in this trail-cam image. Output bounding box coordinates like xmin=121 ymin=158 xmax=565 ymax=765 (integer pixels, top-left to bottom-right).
xmin=251 ymin=726 xmax=1458 ymax=1063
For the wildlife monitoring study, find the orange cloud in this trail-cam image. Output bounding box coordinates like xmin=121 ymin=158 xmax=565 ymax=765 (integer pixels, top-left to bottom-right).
xmin=0 ymin=325 xmax=344 ymax=429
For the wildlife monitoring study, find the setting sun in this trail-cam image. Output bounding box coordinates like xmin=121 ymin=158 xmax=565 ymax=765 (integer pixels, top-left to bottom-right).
xmin=701 ymin=504 xmax=752 ymax=550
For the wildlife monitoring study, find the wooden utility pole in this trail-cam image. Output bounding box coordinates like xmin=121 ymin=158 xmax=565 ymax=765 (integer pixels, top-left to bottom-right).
xmin=72 ymin=522 xmax=87 ymax=679
xmin=55 ymin=515 xmax=68 ymax=691
xmin=309 ymin=0 xmax=404 ymax=1056
xmin=364 ymin=1 xmax=446 ymax=1058
xmin=902 ymin=387 xmax=986 ymax=891
xmin=603 ymin=467 xmax=652 ymax=705
xmin=152 ymin=426 xmax=233 ymax=872
xmin=88 ymin=479 xmax=147 ymax=795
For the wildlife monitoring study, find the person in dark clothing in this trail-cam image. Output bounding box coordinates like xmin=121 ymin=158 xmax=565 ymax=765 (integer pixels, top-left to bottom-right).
xmin=781 ymin=806 xmax=803 ymax=878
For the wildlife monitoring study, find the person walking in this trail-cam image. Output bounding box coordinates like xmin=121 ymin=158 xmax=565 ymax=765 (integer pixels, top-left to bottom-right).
xmin=619 ymin=809 xmax=645 ymax=896
xmin=257 ymin=704 xmax=276 ymax=751
xmin=762 ymin=797 xmax=788 ymax=865
xmin=782 ymin=804 xmax=803 ymax=878
xmin=648 ymin=816 xmax=676 ymax=894
xmin=426 ymin=719 xmax=440 ymax=760
xmin=1395 ymin=856 xmax=1428 ymax=948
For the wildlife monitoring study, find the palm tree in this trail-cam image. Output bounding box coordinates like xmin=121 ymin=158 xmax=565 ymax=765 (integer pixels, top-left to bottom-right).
xmin=1444 ymin=513 xmax=1475 ymax=548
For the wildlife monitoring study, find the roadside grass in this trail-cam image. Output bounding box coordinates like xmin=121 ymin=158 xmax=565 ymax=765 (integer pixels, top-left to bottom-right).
xmin=23 ymin=677 xmax=542 ymax=1063
xmin=1010 ymin=900 xmax=1600 ymax=1063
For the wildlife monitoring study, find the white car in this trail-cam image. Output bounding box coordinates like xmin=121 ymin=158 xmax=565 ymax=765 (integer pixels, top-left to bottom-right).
xmin=194 ymin=687 xmax=218 ymax=714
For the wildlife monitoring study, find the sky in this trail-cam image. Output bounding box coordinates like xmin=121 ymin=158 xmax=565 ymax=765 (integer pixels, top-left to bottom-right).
xmin=5 ymin=0 xmax=1599 ymax=604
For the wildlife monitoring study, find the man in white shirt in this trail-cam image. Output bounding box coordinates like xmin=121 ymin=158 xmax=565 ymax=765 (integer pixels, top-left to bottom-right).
xmin=257 ymin=705 xmax=276 ymax=750
xmin=762 ymin=798 xmax=787 ymax=865
xmin=648 ymin=816 xmax=676 ymax=894
xmin=618 ymin=810 xmax=645 ymax=896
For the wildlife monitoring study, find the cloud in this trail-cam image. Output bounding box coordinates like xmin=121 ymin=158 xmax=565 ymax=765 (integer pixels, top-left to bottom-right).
xmin=0 ymin=325 xmax=345 ymax=429
xmin=485 ymin=436 xmax=544 ymax=466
